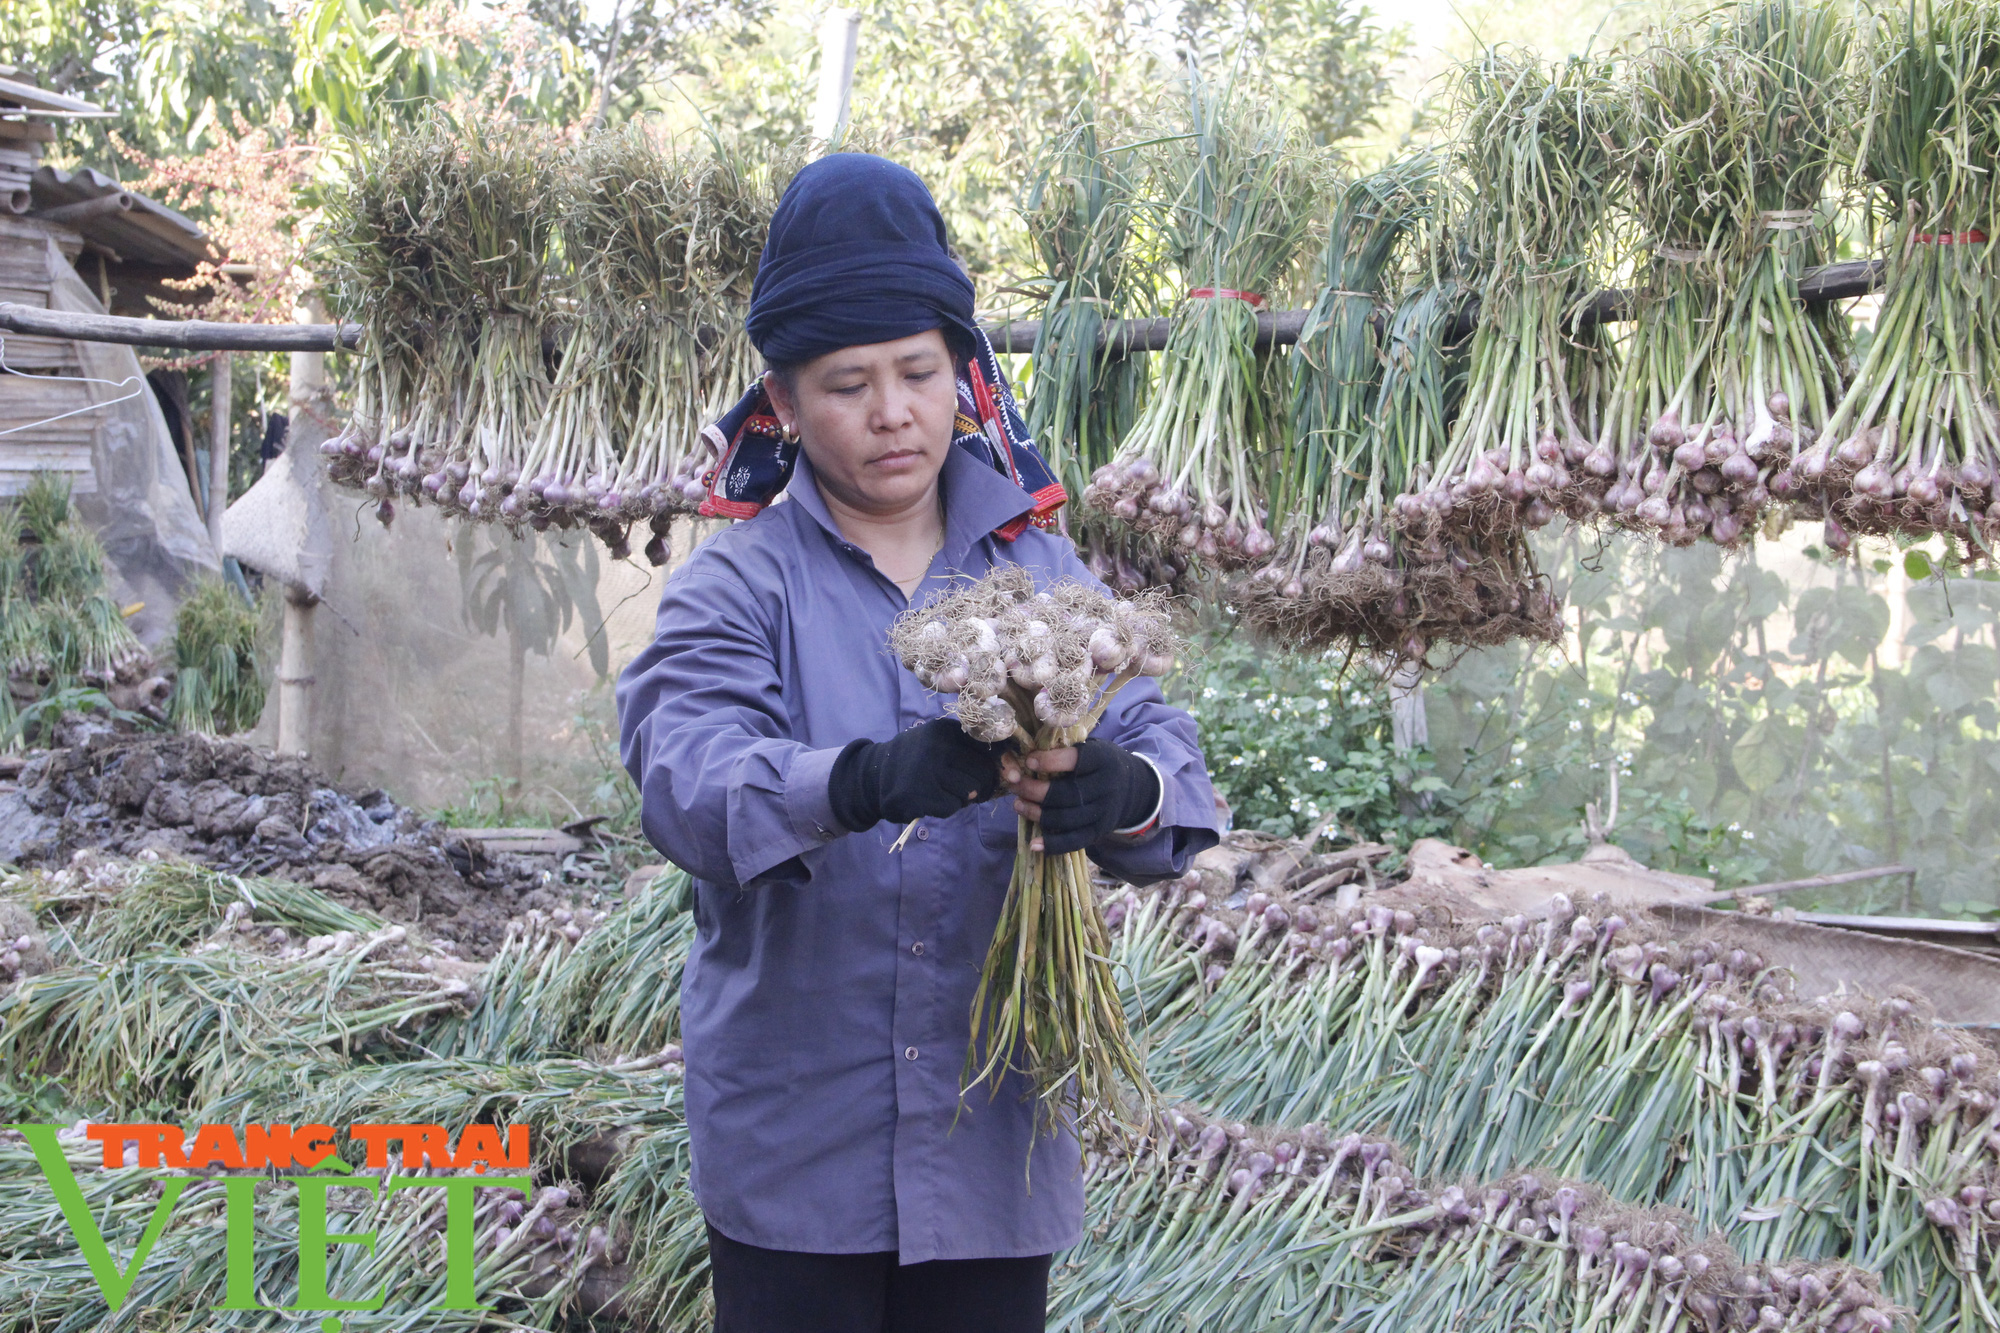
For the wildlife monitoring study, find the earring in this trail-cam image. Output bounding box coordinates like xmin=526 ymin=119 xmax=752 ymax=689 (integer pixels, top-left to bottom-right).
xmin=781 ymin=422 xmax=800 ymax=444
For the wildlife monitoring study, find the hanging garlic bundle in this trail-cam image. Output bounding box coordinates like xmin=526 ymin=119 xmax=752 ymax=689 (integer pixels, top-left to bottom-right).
xmin=318 ymin=119 xmax=789 ymax=559
xmin=1084 ymin=73 xmax=1316 ymax=572
xmin=524 ymin=124 xmax=709 ymax=561
xmin=1228 ymin=155 xmax=1436 ymax=650
xmin=317 ymin=112 xmax=565 ymax=534
xmin=1412 ymin=52 xmax=1623 ymax=543
xmin=1596 ymin=1 xmax=1852 ymax=548
xmin=889 ymin=567 xmax=1177 ymax=1138
xmin=1022 ymin=113 xmax=1176 ymax=596
xmin=1805 ymin=0 xmax=2000 ymax=556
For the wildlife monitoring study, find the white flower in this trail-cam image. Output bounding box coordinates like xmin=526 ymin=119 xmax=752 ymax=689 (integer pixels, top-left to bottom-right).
xmin=1568 ymin=719 xmax=1583 ymax=732
xmin=1742 ymin=830 xmax=1756 ymax=841
xmin=1308 ymin=756 xmax=1328 ymax=773
xmin=1202 ymin=686 xmax=1217 ymax=699
xmin=1508 ymin=780 xmax=1523 ymax=790
xmin=1512 ymin=756 xmax=1524 ymax=767
xmin=1317 ymin=678 xmax=1334 ymax=691
xmin=1727 ymin=821 xmax=1741 ymax=832
xmin=1289 ymin=798 xmax=1303 ymax=812
xmin=1315 ymin=698 xmax=1329 ymax=711
xmin=1229 ymin=755 xmax=1247 ymax=767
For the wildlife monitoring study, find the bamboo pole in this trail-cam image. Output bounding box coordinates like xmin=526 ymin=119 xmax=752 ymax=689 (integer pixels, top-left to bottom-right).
xmin=207 ymin=353 xmax=230 ymax=553
xmin=276 ymin=296 xmax=329 ymax=758
xmin=277 ymin=584 xmax=317 ymax=757
xmin=0 ymin=259 xmax=1885 ymax=356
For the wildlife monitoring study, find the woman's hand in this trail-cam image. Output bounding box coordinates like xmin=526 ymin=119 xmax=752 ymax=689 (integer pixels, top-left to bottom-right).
xmin=1001 ymin=739 xmax=1161 ymax=854
xmin=828 ymin=717 xmax=1010 ymax=832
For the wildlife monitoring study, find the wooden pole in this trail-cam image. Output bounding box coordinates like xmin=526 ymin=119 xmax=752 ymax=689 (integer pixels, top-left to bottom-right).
xmin=277 ymin=296 xmax=329 ymax=757
xmin=1388 ymin=661 xmax=1428 ymax=753
xmin=0 ymin=300 xmax=364 ymax=351
xmin=1690 ymin=863 xmax=1916 ymax=906
xmin=811 ymin=9 xmax=861 ymax=141
xmin=207 ymin=353 xmax=230 ymax=554
xmin=277 ymin=584 xmax=317 ymax=757
xmin=176 ymin=377 xmax=202 ymax=517
xmin=982 ymin=258 xmax=1889 ymax=353
xmin=1 ymin=256 xmax=1887 ymax=356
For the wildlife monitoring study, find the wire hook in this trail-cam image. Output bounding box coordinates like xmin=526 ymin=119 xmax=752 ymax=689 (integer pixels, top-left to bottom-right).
xmin=0 ymin=334 xmax=146 ymax=439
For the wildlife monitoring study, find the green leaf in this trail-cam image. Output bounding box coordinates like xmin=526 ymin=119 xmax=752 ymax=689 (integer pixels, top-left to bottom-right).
xmin=1731 ymin=718 xmax=1789 ymax=793
xmin=1904 ymin=550 xmax=1933 ymax=580
xmin=1906 ymin=783 xmax=1947 ymax=820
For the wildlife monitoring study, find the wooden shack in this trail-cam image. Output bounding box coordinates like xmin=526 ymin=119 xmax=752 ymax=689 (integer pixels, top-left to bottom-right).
xmin=0 ymin=71 xmax=218 ymax=633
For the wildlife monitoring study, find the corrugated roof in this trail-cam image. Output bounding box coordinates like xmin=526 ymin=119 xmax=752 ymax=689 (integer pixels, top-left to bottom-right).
xmin=0 ymin=75 xmax=108 ymax=119
xmin=30 ymin=165 xmax=215 ymax=270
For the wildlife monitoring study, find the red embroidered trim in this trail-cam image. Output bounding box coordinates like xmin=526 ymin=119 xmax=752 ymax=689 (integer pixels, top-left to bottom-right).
xmin=1915 ymin=229 xmax=1988 ymax=244
xmin=966 ymin=364 xmax=1027 ymax=488
xmin=699 ymin=496 xmax=765 ymax=520
xmin=1030 ymin=481 xmax=1068 ymax=518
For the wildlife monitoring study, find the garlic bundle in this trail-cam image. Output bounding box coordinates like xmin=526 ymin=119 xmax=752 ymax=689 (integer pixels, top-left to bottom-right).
xmin=893 ymin=567 xmax=1177 ymax=744
xmin=890 ymin=566 xmax=1181 ymax=1141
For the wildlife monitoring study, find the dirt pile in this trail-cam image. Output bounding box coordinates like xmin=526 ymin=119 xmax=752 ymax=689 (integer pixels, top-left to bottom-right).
xmin=0 ymin=718 xmax=597 ymax=958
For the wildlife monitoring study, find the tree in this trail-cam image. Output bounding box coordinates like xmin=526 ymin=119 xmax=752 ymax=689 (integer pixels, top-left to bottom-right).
xmin=1 ymin=0 xmax=292 ymax=158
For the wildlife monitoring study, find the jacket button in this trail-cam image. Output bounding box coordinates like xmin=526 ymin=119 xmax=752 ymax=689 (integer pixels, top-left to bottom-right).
xmin=904 ymin=1046 xmax=920 ymax=1061
xmin=911 ymin=941 xmax=925 ymax=956
xmin=916 ymin=826 xmax=930 ymax=841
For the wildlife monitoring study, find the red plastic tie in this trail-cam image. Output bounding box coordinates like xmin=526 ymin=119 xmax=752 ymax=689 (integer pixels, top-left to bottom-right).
xmin=1187 ymin=287 xmax=1266 ymax=307
xmin=1914 ymin=229 xmax=1988 ymax=245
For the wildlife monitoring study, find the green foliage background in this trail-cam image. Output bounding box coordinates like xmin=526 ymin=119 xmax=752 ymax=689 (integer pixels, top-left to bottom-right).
xmin=1179 ymin=527 xmax=2000 ymax=915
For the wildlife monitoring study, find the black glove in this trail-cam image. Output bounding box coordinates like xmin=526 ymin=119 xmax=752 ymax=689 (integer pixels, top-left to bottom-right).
xmin=828 ymin=716 xmax=1010 ymax=832
xmin=1036 ymin=739 xmax=1161 ymax=855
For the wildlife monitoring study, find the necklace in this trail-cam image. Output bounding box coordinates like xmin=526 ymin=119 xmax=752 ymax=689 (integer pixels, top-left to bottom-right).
xmin=890 ymin=498 xmax=947 ymax=594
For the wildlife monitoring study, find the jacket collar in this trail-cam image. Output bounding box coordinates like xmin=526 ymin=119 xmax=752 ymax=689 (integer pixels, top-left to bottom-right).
xmin=784 ymin=445 xmax=1036 ymax=567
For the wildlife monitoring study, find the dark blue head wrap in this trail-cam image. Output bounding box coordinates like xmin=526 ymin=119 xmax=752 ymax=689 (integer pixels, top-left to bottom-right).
xmin=745 ymin=153 xmax=977 ymax=365
xmin=697 ymin=153 xmax=1066 ymax=535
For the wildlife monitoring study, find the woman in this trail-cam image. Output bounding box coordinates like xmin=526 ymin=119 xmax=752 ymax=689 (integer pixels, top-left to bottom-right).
xmin=616 ymin=153 xmax=1219 ymax=1333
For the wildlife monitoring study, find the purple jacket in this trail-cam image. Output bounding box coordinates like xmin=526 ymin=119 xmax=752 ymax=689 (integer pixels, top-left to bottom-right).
xmin=615 ymin=444 xmax=1219 ymax=1263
